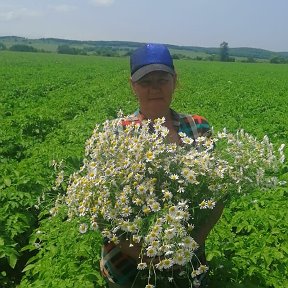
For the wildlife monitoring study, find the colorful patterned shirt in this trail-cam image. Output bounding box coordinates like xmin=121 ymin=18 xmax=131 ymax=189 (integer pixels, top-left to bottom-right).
xmin=119 ymin=109 xmax=212 ymax=140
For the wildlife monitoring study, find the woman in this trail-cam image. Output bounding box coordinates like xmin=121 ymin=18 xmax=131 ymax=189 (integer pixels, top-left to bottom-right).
xmin=100 ymin=43 xmax=224 ymax=288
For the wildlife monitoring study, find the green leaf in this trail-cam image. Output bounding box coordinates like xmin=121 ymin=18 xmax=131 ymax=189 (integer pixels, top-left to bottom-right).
xmin=25 ymin=254 xmax=39 ymax=265
xmin=84 ymin=273 xmax=98 ymax=282
xmin=281 ymin=245 xmax=288 ymax=254
xmin=247 ymin=265 xmax=257 ymax=276
xmin=8 ymin=253 xmax=18 ymax=269
xmin=4 ymin=177 xmax=11 ymax=187
xmin=263 ymin=253 xmax=273 ymax=266
xmin=22 ymin=263 xmax=35 ymax=272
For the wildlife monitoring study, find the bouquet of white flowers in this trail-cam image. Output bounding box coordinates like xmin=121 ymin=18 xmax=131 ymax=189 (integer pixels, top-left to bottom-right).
xmin=52 ymin=116 xmax=285 ymax=286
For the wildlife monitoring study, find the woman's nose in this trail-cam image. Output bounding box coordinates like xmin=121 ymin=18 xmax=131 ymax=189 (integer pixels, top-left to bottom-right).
xmin=150 ymin=80 xmax=161 ymax=89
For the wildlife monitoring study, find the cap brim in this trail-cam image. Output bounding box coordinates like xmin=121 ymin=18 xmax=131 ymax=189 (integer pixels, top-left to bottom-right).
xmin=131 ymin=64 xmax=175 ymax=82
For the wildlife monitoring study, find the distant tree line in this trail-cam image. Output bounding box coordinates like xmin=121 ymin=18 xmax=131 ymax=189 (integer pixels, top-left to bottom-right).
xmin=0 ymin=42 xmax=6 ymax=50
xmin=1 ymin=41 xmax=288 ymax=64
xmin=218 ymin=41 xmax=288 ymax=64
xmin=269 ymin=56 xmax=288 ymax=64
xmin=83 ymin=46 xmax=121 ymax=57
xmin=57 ymin=45 xmax=87 ymax=55
xmin=57 ymin=45 xmax=123 ymax=57
xmin=0 ymin=43 xmax=46 ymax=53
xmin=9 ymin=44 xmax=38 ymax=52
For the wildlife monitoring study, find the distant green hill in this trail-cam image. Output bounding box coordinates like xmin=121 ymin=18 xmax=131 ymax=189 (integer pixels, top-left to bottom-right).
xmin=0 ymin=36 xmax=287 ymax=61
xmin=165 ymin=44 xmax=287 ymax=60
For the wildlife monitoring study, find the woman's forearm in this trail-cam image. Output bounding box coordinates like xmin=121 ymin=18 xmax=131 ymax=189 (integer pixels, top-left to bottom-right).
xmin=193 ymin=200 xmax=225 ymax=246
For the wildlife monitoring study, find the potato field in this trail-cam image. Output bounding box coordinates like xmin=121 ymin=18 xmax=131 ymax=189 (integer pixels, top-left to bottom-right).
xmin=0 ymin=51 xmax=287 ymax=288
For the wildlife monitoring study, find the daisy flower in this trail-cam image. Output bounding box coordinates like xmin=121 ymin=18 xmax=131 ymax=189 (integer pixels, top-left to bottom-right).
xmin=79 ymin=223 xmax=88 ymax=234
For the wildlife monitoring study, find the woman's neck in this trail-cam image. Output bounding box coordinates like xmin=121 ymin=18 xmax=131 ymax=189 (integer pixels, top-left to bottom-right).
xmin=140 ymin=108 xmax=173 ymax=122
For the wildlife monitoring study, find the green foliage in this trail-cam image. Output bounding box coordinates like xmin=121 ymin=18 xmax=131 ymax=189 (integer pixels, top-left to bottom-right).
xmin=83 ymin=46 xmax=121 ymax=57
xmin=57 ymin=45 xmax=87 ymax=55
xmin=9 ymin=44 xmax=38 ymax=53
xmin=244 ymin=57 xmax=256 ymax=63
xmin=0 ymin=51 xmax=287 ymax=287
xmin=270 ymin=56 xmax=288 ymax=64
xmin=0 ymin=51 xmax=134 ymax=287
xmin=1 ymin=36 xmax=288 ymax=61
xmin=227 ymin=47 xmax=282 ymax=61
xmin=220 ymin=41 xmax=229 ymax=62
xmin=206 ymin=187 xmax=288 ymax=288
xmin=0 ymin=42 xmax=6 ymax=50
xmin=18 ymin=206 xmax=106 ymax=288
xmin=173 ymin=60 xmax=288 ymax=147
xmin=171 ymin=53 xmax=191 ymax=60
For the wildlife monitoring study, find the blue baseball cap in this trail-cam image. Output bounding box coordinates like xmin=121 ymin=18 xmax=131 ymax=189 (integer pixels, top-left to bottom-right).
xmin=130 ymin=43 xmax=175 ymax=82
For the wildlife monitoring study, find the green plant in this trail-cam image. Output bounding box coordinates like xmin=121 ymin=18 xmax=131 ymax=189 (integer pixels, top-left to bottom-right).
xmin=206 ymin=187 xmax=288 ymax=288
xmin=1 ymin=51 xmax=287 ymax=287
xmin=19 ymin=206 xmax=106 ymax=288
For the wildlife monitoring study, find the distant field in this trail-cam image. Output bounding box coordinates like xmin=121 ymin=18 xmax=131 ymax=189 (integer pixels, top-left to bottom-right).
xmin=1 ymin=38 xmax=211 ymax=57
xmin=1 ymin=51 xmax=287 ymax=288
xmin=169 ymin=48 xmax=211 ymax=58
xmin=1 ymin=36 xmax=281 ymax=61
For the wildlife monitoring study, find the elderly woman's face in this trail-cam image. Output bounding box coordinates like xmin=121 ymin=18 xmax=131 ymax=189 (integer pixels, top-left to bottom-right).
xmin=131 ymin=71 xmax=176 ymax=117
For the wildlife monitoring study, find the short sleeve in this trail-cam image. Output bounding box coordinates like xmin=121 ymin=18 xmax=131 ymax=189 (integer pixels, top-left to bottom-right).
xmin=192 ymin=115 xmax=212 ymax=137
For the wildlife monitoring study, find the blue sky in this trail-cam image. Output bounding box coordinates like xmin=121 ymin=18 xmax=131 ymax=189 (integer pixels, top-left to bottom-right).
xmin=0 ymin=0 xmax=287 ymax=52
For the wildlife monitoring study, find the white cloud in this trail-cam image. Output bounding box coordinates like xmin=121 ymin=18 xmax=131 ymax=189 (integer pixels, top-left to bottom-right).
xmin=49 ymin=4 xmax=77 ymax=13
xmin=89 ymin=0 xmax=114 ymax=7
xmin=0 ymin=7 xmax=41 ymax=21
